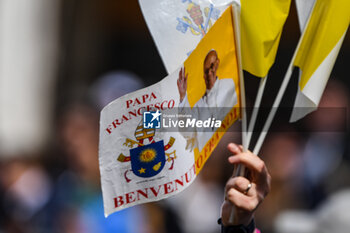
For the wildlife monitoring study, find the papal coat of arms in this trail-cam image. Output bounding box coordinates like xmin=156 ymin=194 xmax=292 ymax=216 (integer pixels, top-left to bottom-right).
xmin=176 ymin=0 xmax=221 ymax=37
xmin=117 ymin=120 xmax=177 ymax=182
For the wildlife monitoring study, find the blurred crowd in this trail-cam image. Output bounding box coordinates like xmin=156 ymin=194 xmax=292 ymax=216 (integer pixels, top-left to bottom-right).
xmin=0 ymin=71 xmax=349 ymax=233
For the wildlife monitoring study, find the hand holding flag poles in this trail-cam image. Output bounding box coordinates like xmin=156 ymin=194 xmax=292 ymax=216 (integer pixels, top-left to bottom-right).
xmin=228 ymin=0 xmax=291 ymax=223
xmin=228 ymin=4 xmax=249 ymax=224
xmin=137 ymin=0 xmax=293 ymax=225
xmin=99 ymin=0 xmax=349 ymax=221
xmin=228 ymin=0 xmax=349 ymax=224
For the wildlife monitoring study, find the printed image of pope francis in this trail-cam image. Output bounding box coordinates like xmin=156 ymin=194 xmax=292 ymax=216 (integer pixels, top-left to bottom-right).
xmin=177 ymin=49 xmax=237 ymax=151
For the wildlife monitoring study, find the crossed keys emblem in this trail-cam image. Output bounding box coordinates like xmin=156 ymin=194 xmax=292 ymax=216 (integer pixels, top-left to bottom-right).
xmin=176 ymin=1 xmax=220 ymax=37
xmin=124 ymin=138 xmax=143 ymax=148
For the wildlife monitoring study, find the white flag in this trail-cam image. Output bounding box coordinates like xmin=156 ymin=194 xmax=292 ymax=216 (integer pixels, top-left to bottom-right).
xmin=138 ymin=0 xmax=238 ymax=74
xmin=295 ymin=0 xmax=314 ymax=32
xmin=290 ymin=0 xmax=349 ymax=122
xmin=99 ymin=7 xmax=241 ymax=217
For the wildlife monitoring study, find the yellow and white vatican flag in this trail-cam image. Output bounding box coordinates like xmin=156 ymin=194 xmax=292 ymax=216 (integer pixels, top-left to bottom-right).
xmin=99 ymin=7 xmax=241 ymax=217
xmin=240 ymin=0 xmax=292 ymax=78
xmin=239 ymin=0 xmax=292 ymax=150
xmin=290 ymin=0 xmax=350 ymax=122
xmin=138 ymin=0 xmax=238 ymax=74
xmin=295 ymin=0 xmax=314 ymax=32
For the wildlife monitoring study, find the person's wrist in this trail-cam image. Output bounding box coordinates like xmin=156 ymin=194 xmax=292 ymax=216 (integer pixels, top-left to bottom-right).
xmin=179 ymin=93 xmax=186 ymax=103
xmin=219 ymin=218 xmax=256 ymax=233
xmin=234 ymin=214 xmax=254 ymax=226
xmin=220 ymin=203 xmax=254 ymax=226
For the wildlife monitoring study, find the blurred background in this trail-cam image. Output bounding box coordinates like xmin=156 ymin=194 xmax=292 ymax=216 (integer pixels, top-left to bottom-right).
xmin=0 ymin=0 xmax=349 ymax=233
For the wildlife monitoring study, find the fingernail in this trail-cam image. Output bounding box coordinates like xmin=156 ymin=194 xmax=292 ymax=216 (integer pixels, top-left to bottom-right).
xmin=228 ymin=155 xmax=238 ymax=164
xmin=228 ymin=143 xmax=239 ymax=152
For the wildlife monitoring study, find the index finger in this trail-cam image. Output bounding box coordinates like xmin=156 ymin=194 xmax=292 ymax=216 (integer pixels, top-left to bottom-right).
xmin=228 ymin=152 xmax=269 ymax=184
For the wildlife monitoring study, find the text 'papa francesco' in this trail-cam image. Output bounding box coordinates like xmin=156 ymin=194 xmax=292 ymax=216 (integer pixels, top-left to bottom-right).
xmin=105 ymin=92 xmax=175 ymax=134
